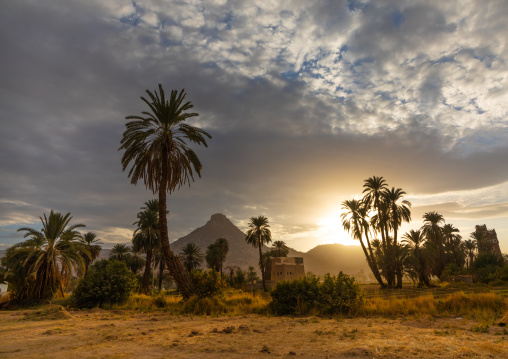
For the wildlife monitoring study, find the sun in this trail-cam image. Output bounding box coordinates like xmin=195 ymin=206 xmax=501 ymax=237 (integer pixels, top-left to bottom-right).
xmin=316 ymin=207 xmax=359 ymax=246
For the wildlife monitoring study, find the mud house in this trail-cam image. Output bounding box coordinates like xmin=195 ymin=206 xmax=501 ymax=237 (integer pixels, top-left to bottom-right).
xmin=266 ymin=257 xmax=305 ymax=283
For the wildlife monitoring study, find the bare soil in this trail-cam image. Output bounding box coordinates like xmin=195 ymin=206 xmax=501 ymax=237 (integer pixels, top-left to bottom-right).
xmin=0 ymin=308 xmax=507 ymax=358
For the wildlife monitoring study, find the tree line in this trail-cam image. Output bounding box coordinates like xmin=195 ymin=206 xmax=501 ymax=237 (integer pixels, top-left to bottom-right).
xmin=342 ymin=176 xmax=507 ymax=288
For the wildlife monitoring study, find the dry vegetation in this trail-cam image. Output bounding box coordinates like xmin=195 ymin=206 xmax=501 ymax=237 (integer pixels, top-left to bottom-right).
xmin=1 ymin=288 xmax=507 ymax=358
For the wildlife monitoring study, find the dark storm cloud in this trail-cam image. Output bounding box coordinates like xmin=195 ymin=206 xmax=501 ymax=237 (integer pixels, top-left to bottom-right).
xmin=1 ymin=0 xmax=507 ymax=249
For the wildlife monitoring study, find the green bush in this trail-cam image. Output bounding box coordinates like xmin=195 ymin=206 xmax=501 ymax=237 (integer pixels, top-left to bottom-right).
xmin=473 ymin=253 xmax=504 ymax=283
xmin=73 ymin=260 xmax=136 ymax=308
xmin=270 ymin=272 xmax=362 ymax=315
xmin=190 ymin=269 xmax=227 ymax=298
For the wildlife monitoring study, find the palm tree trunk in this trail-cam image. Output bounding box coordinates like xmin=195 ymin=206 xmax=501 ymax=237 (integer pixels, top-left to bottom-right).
xmin=142 ymin=247 xmax=152 ymax=294
xmin=359 ymin=237 xmax=386 ymax=288
xmin=258 ymin=239 xmax=267 ymax=292
xmin=159 ymin=146 xmax=197 ymax=298
xmin=158 ymin=255 xmax=165 ymax=291
xmin=393 ymin=226 xmax=403 ymax=288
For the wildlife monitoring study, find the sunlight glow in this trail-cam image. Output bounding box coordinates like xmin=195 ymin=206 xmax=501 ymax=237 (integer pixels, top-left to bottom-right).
xmin=316 ymin=207 xmax=359 ymax=246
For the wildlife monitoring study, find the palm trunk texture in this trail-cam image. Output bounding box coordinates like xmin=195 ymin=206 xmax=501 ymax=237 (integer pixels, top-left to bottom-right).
xmin=158 ymin=146 xmax=197 ymax=298
xmin=258 ymin=239 xmax=267 ymax=292
xmin=141 ymin=248 xmax=152 ymax=294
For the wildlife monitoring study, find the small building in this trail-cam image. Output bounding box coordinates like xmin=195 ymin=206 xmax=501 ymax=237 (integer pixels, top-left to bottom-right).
xmin=450 ymin=275 xmax=473 ymax=284
xmin=267 ymin=257 xmax=305 ymax=283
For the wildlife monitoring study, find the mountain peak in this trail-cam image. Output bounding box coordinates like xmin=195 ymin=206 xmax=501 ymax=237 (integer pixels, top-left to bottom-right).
xmin=210 ymin=213 xmax=228 ymax=222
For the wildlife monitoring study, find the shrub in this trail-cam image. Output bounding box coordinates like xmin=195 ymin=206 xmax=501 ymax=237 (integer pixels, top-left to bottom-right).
xmin=473 ymin=253 xmax=504 ymax=283
xmin=190 ymin=269 xmax=227 ymax=298
xmin=152 ymin=294 xmax=167 ymax=308
xmin=73 ymin=260 xmax=136 ymax=308
xmin=270 ymin=272 xmax=362 ymax=315
xmin=181 ymin=296 xmax=227 ymax=315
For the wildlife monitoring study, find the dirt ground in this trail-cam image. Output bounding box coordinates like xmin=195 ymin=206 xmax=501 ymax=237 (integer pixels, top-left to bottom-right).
xmin=0 ymin=308 xmax=507 ymax=359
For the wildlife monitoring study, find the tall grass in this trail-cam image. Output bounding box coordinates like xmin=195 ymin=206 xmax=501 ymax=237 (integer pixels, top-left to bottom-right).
xmin=360 ymin=291 xmax=507 ymax=321
xmin=105 ymin=289 xmax=270 ymax=316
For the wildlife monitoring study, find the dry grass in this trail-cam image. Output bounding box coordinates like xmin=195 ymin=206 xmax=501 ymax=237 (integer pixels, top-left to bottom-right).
xmin=1 ymin=308 xmax=507 ymax=358
xmin=1 ymin=288 xmax=507 ymax=358
xmin=360 ymin=291 xmax=507 ymax=328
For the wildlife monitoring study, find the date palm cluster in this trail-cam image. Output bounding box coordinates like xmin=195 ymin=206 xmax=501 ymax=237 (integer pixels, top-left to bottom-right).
xmin=341 ymin=176 xmax=481 ymax=288
xmin=0 ymin=211 xmax=102 ymax=301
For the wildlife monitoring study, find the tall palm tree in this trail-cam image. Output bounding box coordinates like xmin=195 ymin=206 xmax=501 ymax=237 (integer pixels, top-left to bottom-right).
xmin=79 ymin=232 xmax=102 ymax=276
xmin=271 ymin=240 xmax=289 ymax=257
xmin=132 ymin=204 xmax=160 ymax=294
xmin=120 ymin=84 xmax=211 ymax=298
xmin=180 ymin=243 xmax=204 ymax=272
xmin=16 ymin=210 xmax=87 ymax=300
xmin=422 ymin=211 xmax=445 ymax=277
xmin=382 ymin=187 xmax=411 ymax=287
xmin=109 ymin=243 xmax=132 ymax=263
xmin=341 ymin=200 xmax=386 ymax=288
xmin=363 ymin=176 xmax=389 ymax=249
xmin=245 ymin=216 xmax=272 ymax=292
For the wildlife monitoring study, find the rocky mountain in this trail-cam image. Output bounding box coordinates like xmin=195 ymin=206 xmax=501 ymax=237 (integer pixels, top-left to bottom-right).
xmin=169 ymin=213 xmax=268 ymax=268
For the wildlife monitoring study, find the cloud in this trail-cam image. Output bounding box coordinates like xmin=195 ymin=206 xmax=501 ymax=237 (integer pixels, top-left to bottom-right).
xmin=0 ymin=0 xmax=507 ymax=251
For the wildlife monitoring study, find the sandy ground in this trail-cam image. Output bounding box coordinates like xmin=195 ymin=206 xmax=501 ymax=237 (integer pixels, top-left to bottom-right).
xmin=0 ymin=308 xmax=507 ymax=359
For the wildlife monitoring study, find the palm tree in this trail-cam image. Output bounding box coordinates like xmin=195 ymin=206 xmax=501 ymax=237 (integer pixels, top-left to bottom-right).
xmin=214 ymin=238 xmax=229 ymax=277
xmin=180 ymin=243 xmax=204 ymax=272
xmin=128 ymin=247 xmax=146 ymax=274
xmin=79 ymin=232 xmax=102 ymax=276
xmin=120 ymin=84 xmax=211 ymax=298
xmin=16 ymin=210 xmax=87 ymax=300
xmin=245 ymin=216 xmax=272 ymax=292
xmin=382 ymin=187 xmax=411 ymax=287
xmin=341 ymin=200 xmax=386 ymax=288
xmin=402 ymin=229 xmax=431 ymax=286
xmin=463 ymin=239 xmax=477 ymax=269
xmin=363 ymin=176 xmax=389 ymax=248
xmin=442 ymin=224 xmax=463 ymax=267
xmin=109 ymin=244 xmax=132 ymax=263
xmin=132 ymin=204 xmax=160 ymax=294
xmin=422 ymin=211 xmax=445 ymax=277
xmin=205 ymin=238 xmax=229 ymax=278
xmin=271 ymin=240 xmax=289 ymax=257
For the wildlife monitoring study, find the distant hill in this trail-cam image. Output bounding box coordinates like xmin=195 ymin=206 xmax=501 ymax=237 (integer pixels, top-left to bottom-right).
xmin=2 ymin=214 xmax=371 ymax=278
xmin=166 ymin=213 xmax=369 ymax=277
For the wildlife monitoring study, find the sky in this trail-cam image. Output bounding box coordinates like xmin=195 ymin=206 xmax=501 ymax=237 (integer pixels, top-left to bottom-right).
xmin=1 ymin=0 xmax=507 ymax=253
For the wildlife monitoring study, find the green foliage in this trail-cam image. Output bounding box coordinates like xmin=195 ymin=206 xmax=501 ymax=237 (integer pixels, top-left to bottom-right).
xmin=270 ymin=273 xmax=362 ymax=316
xmin=180 ymin=242 xmax=204 ymax=272
xmin=205 ymin=238 xmax=229 ymax=273
xmin=318 ymin=273 xmax=363 ymax=315
xmin=190 ymin=269 xmax=227 ymax=298
xmin=3 ymin=211 xmax=87 ymax=302
xmin=473 ymin=253 xmax=505 ymax=283
xmin=73 ymin=260 xmax=136 ymax=308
